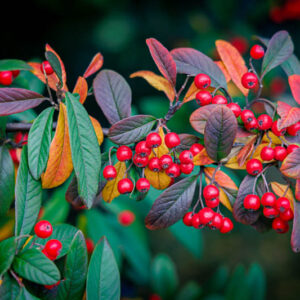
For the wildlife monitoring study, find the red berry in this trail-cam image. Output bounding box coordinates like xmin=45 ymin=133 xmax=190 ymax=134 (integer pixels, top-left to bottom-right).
xmin=118 ymin=210 xmax=135 ymax=226
xmin=116 ymin=145 xmax=132 ymax=161
xmin=263 ymin=207 xmax=279 ymax=219
xmin=212 ymin=95 xmax=227 ymax=104
xmin=275 ymin=197 xmax=290 ymax=213
xmin=272 ymin=217 xmax=289 ymax=233
xmin=231 ymin=37 xmax=248 ymax=54
xmin=194 ymin=73 xmax=211 ymax=89
xmin=118 ymin=178 xmax=134 ymax=194
xmin=165 ymin=132 xmax=180 ymax=148
xmin=103 ymin=165 xmax=117 ymax=180
xmin=261 ymin=192 xmax=276 ymax=207
xmin=44 ymin=280 xmax=60 ymax=290
xmin=159 ymin=155 xmax=173 ymax=169
xmin=136 ymin=178 xmax=150 ymax=193
xmin=149 ymin=295 xmax=162 ymax=300
xmin=44 ymin=239 xmax=62 ymax=257
xmin=241 ymin=109 xmax=255 ymax=123
xmin=166 ymin=163 xmax=181 ymax=178
xmin=274 ymin=146 xmax=287 ymax=161
xmin=226 ymin=103 xmax=241 ymax=117
xmin=219 ymin=217 xmax=233 ymax=234
xmin=183 ymin=212 xmax=194 ymax=226
xmin=205 ymin=197 xmax=219 ymax=208
xmin=260 ymin=146 xmax=275 ymax=161
xmin=210 ymin=213 xmax=223 ymax=230
xmin=195 ymin=91 xmax=212 ymax=106
xmin=271 ymin=120 xmax=286 ymax=137
xmin=42 ymin=248 xmax=57 ymax=260
xmin=148 ymin=157 xmax=161 ymax=172
xmin=85 ymin=238 xmax=94 ymax=254
xmin=287 ymin=122 xmax=300 ymax=136
xmin=133 ymin=154 xmax=149 ymax=167
xmin=0 ymin=71 xmax=13 ymax=86
xmin=190 ymin=143 xmax=204 ymax=156
xmin=287 ymin=144 xmax=299 ymax=154
xmin=135 ymin=141 xmax=151 ymax=157
xmin=34 ymin=220 xmax=53 ymax=239
xmin=40 ymin=61 xmax=54 ymax=75
xmin=243 ymin=194 xmax=260 ymax=211
xmin=241 ymin=72 xmax=258 ymax=89
xmin=203 ymin=185 xmax=219 ymax=201
xmin=198 ymin=207 xmax=214 ymax=225
xmin=192 ymin=213 xmax=202 ymax=229
xmin=12 ymin=70 xmax=20 ymax=78
xmin=250 ymin=44 xmax=265 ymax=60
xmin=280 ymin=209 xmax=294 ymax=222
xmin=179 ymin=150 xmax=193 ymax=164
xmin=246 ymin=159 xmax=263 ymax=175
xmin=180 ymin=162 xmax=194 ymax=174
xmin=245 ymin=118 xmax=258 ymax=131
xmin=146 ymin=132 xmax=162 ymax=148
xmin=257 ymin=114 xmax=273 ymax=130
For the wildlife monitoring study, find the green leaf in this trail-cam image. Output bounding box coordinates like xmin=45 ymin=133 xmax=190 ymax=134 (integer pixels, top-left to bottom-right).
xmin=151 ymin=254 xmax=178 ymax=300
xmin=56 ymin=231 xmax=88 ymax=300
xmin=0 ymin=60 xmax=32 ymax=71
xmin=65 ymin=92 xmax=101 ymax=208
xmin=246 ymin=263 xmax=265 ymax=300
xmin=12 ymin=248 xmax=60 ymax=285
xmin=15 ymin=146 xmax=42 ymax=240
xmin=28 ymin=107 xmax=54 ymax=180
xmin=0 ymin=273 xmax=21 ymax=299
xmin=0 ymin=145 xmax=15 ymax=215
xmin=0 ymin=237 xmax=16 ymax=278
xmin=18 ymin=286 xmax=40 ymax=300
xmin=45 ymin=51 xmax=63 ymax=85
xmin=86 ymin=237 xmax=120 ymax=300
xmin=225 ymin=265 xmax=248 ymax=300
xmin=0 ymin=116 xmax=7 ymax=139
xmin=176 ymin=281 xmax=202 ymax=300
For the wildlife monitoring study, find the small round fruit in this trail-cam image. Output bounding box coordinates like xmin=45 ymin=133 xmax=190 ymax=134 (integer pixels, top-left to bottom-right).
xmin=179 ymin=150 xmax=193 ymax=164
xmin=165 ymin=132 xmax=180 ymax=148
xmin=243 ymin=194 xmax=260 ymax=211
xmin=103 ymin=165 xmax=117 ymax=180
xmin=0 ymin=71 xmax=13 ymax=86
xmin=261 ymin=192 xmax=276 ymax=207
xmin=219 ymin=218 xmax=233 ymax=234
xmin=287 ymin=122 xmax=300 ymax=136
xmin=194 ymin=73 xmax=211 ymax=89
xmin=275 ymin=197 xmax=291 ymax=213
xmin=274 ymin=146 xmax=287 ymax=161
xmin=245 ymin=118 xmax=258 ymax=131
xmin=44 ymin=280 xmax=61 ymax=290
xmin=180 ymin=162 xmax=194 ymax=174
xmin=136 ymin=178 xmax=150 ymax=193
xmin=192 ymin=213 xmax=202 ymax=229
xmin=133 ymin=154 xmax=149 ymax=167
xmin=210 ymin=213 xmax=223 ymax=230
xmin=42 ymin=248 xmax=57 ymax=260
xmin=166 ymin=163 xmax=181 ymax=178
xmin=226 ymin=103 xmax=241 ymax=117
xmin=135 ymin=141 xmax=151 ymax=157
xmin=271 ymin=120 xmax=286 ymax=137
xmin=40 ymin=61 xmax=54 ymax=75
xmin=118 ymin=178 xmax=134 ymax=194
xmin=287 ymin=144 xmax=299 ymax=154
xmin=250 ymin=44 xmax=265 ymax=59
xmin=263 ymin=207 xmax=279 ymax=219
xmin=257 ymin=114 xmax=273 ymax=130
xmin=241 ymin=109 xmax=255 ymax=123
xmin=205 ymin=197 xmax=219 ymax=208
xmin=241 ymin=72 xmax=258 ymax=89
xmin=159 ymin=155 xmax=173 ymax=169
xmin=203 ymin=185 xmax=219 ymax=201
xmin=260 ymin=146 xmax=275 ymax=161
xmin=146 ymin=132 xmax=162 ymax=148
xmin=118 ymin=210 xmax=135 ymax=226
xmin=198 ymin=207 xmax=214 ymax=225
xmin=280 ymin=209 xmax=294 ymax=222
xmin=183 ymin=212 xmax=194 ymax=226
xmin=190 ymin=143 xmax=204 ymax=156
xmin=195 ymin=91 xmax=212 ymax=106
xmin=44 ymin=239 xmax=62 ymax=257
xmin=34 ymin=220 xmax=53 ymax=239
xmin=148 ymin=157 xmax=161 ymax=172
xmin=272 ymin=217 xmax=289 ymax=233
xmin=116 ymin=145 xmax=132 ymax=161
xmin=212 ymin=95 xmax=227 ymax=104
xmin=85 ymin=238 xmax=94 ymax=254
xmin=12 ymin=70 xmax=20 ymax=78
xmin=246 ymin=159 xmax=263 ymax=175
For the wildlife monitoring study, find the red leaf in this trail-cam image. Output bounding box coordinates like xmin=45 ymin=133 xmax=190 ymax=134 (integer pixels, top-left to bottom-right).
xmin=236 ymin=136 xmax=257 ymax=167
xmin=280 ymin=147 xmax=300 ymax=179
xmin=146 ymin=38 xmax=177 ymax=86
xmin=73 ymin=76 xmax=88 ymax=104
xmin=289 ymin=74 xmax=300 ymax=105
xmin=277 ymin=101 xmax=300 ymax=130
xmin=83 ymin=53 xmax=104 ymax=78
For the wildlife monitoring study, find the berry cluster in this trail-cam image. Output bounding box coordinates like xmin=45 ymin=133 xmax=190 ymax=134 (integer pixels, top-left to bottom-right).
xmin=0 ymin=70 xmax=20 ymax=86
xmin=261 ymin=144 xmax=299 ymax=162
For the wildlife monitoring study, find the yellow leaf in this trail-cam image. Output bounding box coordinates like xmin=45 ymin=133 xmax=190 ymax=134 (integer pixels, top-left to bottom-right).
xmin=0 ymin=219 xmax=14 ymax=241
xmin=271 ymin=182 xmax=294 ymax=212
xmin=183 ymin=82 xmax=215 ymax=103
xmin=262 ymin=131 xmax=282 ymax=145
xmin=193 ymin=148 xmax=214 ymax=166
xmin=73 ymin=76 xmax=88 ymax=104
xmin=89 ymin=116 xmax=104 ymax=146
xmin=102 ymin=161 xmax=127 ymax=203
xmin=42 ymin=103 xmax=73 ymax=188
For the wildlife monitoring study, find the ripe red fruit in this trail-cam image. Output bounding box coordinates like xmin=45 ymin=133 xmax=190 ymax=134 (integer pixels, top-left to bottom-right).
xmin=243 ymin=194 xmax=260 ymax=211
xmin=275 ymin=197 xmax=291 ymax=213
xmin=205 ymin=197 xmax=219 ymax=208
xmin=226 ymin=103 xmax=241 ymax=117
xmin=85 ymin=238 xmax=94 ymax=254
xmin=241 ymin=72 xmax=258 ymax=89
xmin=263 ymin=207 xmax=279 ymax=219
xmin=12 ymin=70 xmax=20 ymax=78
xmin=287 ymin=144 xmax=299 ymax=154
xmin=133 ymin=154 xmax=149 ymax=167
xmin=198 ymin=207 xmax=214 ymax=225
xmin=274 ymin=146 xmax=287 ymax=161
xmin=260 ymin=146 xmax=275 ymax=161
xmin=212 ymin=95 xmax=227 ymax=104
xmin=183 ymin=212 xmax=194 ymax=226
xmin=149 ymin=294 xmax=162 ymax=300
xmin=192 ymin=213 xmax=202 ymax=229
xmin=272 ymin=217 xmax=289 ymax=233
xmin=42 ymin=248 xmax=57 ymax=260
xmin=0 ymin=71 xmax=13 ymax=86
xmin=159 ymin=155 xmax=173 ymax=169
xmin=210 ymin=213 xmax=223 ymax=230
xmin=118 ymin=178 xmax=134 ymax=194
xmin=146 ymin=132 xmax=162 ymax=148
xmin=271 ymin=120 xmax=286 ymax=137
xmin=40 ymin=61 xmax=54 ymax=75
xmin=118 ymin=210 xmax=135 ymax=226
xmin=195 ymin=91 xmax=212 ymax=106
xmin=190 ymin=143 xmax=204 ymax=156
xmin=287 ymin=122 xmax=300 ymax=136
xmin=280 ymin=209 xmax=294 ymax=222
xmin=241 ymin=109 xmax=255 ymax=123
xmin=103 ymin=165 xmax=117 ymax=180
xmin=194 ymin=73 xmax=211 ymax=89
xmin=165 ymin=132 xmax=180 ymax=148
xmin=148 ymin=157 xmax=161 ymax=172
xmin=257 ymin=114 xmax=273 ymax=130
xmin=44 ymin=280 xmax=61 ymax=290
xmin=245 ymin=118 xmax=258 ymax=131
xmin=166 ymin=163 xmax=181 ymax=178
xmin=136 ymin=178 xmax=150 ymax=193
xmin=34 ymin=220 xmax=53 ymax=239
xmin=180 ymin=162 xmax=194 ymax=174
xmin=250 ymin=45 xmax=265 ymax=59
xmin=44 ymin=239 xmax=62 ymax=257
xmin=219 ymin=217 xmax=233 ymax=234
xmin=203 ymin=185 xmax=219 ymax=201
xmin=116 ymin=145 xmax=132 ymax=161
xmin=135 ymin=141 xmax=151 ymax=157
xmin=261 ymin=192 xmax=276 ymax=207
xmin=230 ymin=36 xmax=248 ymax=54
xmin=246 ymin=159 xmax=263 ymax=175
xmin=179 ymin=150 xmax=193 ymax=164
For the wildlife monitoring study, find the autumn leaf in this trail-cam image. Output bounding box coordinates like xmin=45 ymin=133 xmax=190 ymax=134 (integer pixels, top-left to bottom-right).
xmin=83 ymin=53 xmax=104 ymax=78
xmin=236 ymin=136 xmax=257 ymax=167
xmin=183 ymin=83 xmax=214 ymax=103
xmin=277 ymin=101 xmax=300 ymax=130
xmin=289 ymin=74 xmax=300 ymax=105
xmin=89 ymin=116 xmax=104 ymax=146
xmin=73 ymin=76 xmax=88 ymax=104
xmin=215 ymin=61 xmax=231 ymax=83
xmin=193 ymin=148 xmax=214 ymax=166
xmin=271 ymin=182 xmax=294 ymax=211
xmin=262 ymin=131 xmax=282 ymax=145
xmin=296 ymin=179 xmax=300 ymax=201
xmin=280 ymin=147 xmax=300 ymax=179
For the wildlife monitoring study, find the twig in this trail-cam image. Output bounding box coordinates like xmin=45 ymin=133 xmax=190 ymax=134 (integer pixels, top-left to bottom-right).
xmin=193 ymin=167 xmax=204 ymax=213
xmin=10 ymin=270 xmax=24 ymax=287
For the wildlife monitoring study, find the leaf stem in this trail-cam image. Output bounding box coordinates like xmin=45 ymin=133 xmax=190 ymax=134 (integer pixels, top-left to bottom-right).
xmin=193 ymin=167 xmax=204 ymax=213
xmin=10 ymin=270 xmax=24 ymax=287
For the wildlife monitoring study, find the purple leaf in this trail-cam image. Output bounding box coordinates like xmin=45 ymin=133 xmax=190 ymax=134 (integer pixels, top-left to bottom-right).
xmin=291 ymin=200 xmax=300 ymax=252
xmin=176 ymin=134 xmax=200 ymax=152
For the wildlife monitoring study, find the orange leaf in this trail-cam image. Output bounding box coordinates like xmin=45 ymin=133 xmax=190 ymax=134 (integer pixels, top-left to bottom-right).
xmin=236 ymin=136 xmax=257 ymax=167
xmin=73 ymin=76 xmax=88 ymax=104
xmin=183 ymin=83 xmax=214 ymax=103
xmin=277 ymin=101 xmax=300 ymax=130
xmin=83 ymin=53 xmax=104 ymax=78
xmin=130 ymin=71 xmax=175 ymax=102
xmin=271 ymin=182 xmax=294 ymax=211
xmin=89 ymin=116 xmax=104 ymax=145
xmin=288 ymin=74 xmax=300 ymax=105
xmin=215 ymin=61 xmax=231 ymax=83
xmin=296 ymin=179 xmax=300 ymax=201
xmin=41 ymin=103 xmax=73 ymax=188
xmin=193 ymin=148 xmax=214 ymax=166
xmin=215 ymin=40 xmax=248 ymax=96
